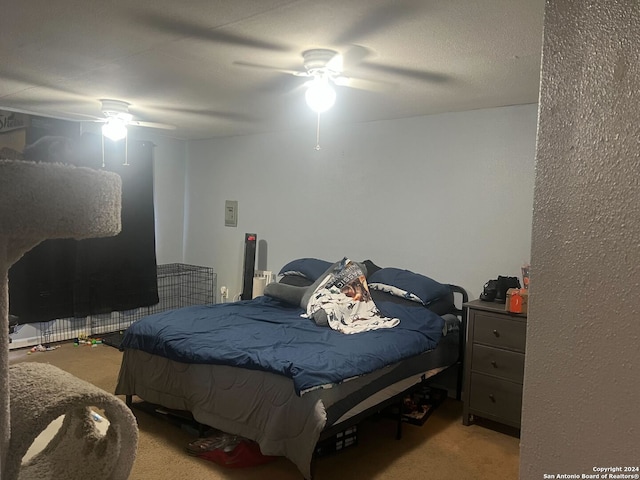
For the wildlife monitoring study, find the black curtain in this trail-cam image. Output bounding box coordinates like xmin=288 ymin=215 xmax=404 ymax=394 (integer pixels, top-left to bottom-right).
xmin=9 ymin=132 xmax=159 ymax=322
xmin=8 ymin=240 xmax=78 ymax=322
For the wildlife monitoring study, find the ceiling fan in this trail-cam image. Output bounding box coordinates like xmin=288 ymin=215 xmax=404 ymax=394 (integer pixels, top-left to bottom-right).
xmin=78 ymin=99 xmax=175 ymax=167
xmin=282 ymin=49 xmax=347 ymax=113
xmin=235 ymin=48 xmax=371 ymax=114
xmin=92 ymin=99 xmax=175 ymax=141
xmin=235 ymin=47 xmax=375 ymax=149
xmin=134 ymin=3 xmax=448 ymax=96
xmin=236 ymin=48 xmax=364 ymax=150
xmin=130 ymin=2 xmax=448 ymax=147
xmin=301 ymin=49 xmax=347 ymax=113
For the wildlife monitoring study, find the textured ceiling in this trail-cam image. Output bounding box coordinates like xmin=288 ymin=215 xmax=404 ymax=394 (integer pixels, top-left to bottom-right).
xmin=0 ymin=0 xmax=545 ymax=140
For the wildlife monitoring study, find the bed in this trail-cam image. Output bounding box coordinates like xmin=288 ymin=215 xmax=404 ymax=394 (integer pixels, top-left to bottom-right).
xmin=114 ymin=258 xmax=467 ymax=479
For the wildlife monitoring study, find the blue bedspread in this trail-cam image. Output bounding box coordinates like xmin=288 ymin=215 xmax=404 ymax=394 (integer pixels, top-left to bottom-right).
xmin=120 ymin=296 xmax=445 ymax=394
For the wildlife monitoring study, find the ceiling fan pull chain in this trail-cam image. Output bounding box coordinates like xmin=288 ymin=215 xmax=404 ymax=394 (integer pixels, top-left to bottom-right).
xmin=123 ymin=135 xmax=129 ymax=166
xmin=101 ymin=133 xmax=106 ymax=168
xmin=315 ymin=112 xmax=322 ymax=151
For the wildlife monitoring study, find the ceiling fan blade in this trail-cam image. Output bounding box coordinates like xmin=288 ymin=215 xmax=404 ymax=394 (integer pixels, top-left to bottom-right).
xmin=134 ymin=12 xmax=290 ymax=52
xmin=333 ymin=76 xmax=350 ymax=86
xmin=0 ymin=70 xmax=85 ymax=97
xmin=0 ymin=103 xmax=107 ymax=123
xmin=326 ymin=53 xmax=344 ymax=73
xmin=233 ymin=61 xmax=304 ymax=77
xmin=334 ymin=2 xmax=423 ymax=44
xmin=340 ymin=76 xmax=391 ymax=92
xmin=359 ymin=63 xmax=451 ymax=83
xmin=0 ymin=106 xmax=89 ymax=123
xmin=257 ymin=73 xmax=307 ymax=96
xmin=152 ymin=106 xmax=259 ymax=123
xmin=341 ymin=45 xmax=373 ymax=69
xmin=76 ymin=116 xmax=107 ymax=123
xmin=128 ymin=120 xmax=176 ymax=130
xmin=48 ymin=108 xmax=105 ymax=121
xmin=0 ymin=98 xmax=79 ymax=110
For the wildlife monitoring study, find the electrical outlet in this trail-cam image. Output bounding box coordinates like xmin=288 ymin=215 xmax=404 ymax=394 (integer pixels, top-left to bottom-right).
xmin=220 ymin=286 xmax=228 ymax=299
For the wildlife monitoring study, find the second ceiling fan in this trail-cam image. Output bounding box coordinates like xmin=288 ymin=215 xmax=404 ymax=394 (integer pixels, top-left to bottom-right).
xmin=241 ymin=48 xmax=347 ymax=113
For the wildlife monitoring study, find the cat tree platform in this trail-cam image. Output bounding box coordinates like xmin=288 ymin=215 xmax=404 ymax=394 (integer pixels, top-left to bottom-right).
xmin=0 ymin=159 xmax=137 ymax=480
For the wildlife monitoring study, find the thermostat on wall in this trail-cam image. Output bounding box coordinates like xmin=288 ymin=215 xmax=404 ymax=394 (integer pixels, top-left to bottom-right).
xmin=225 ymin=200 xmax=238 ymax=227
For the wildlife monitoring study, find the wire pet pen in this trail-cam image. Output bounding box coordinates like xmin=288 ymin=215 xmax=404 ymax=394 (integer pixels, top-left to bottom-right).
xmin=8 ymin=264 xmax=216 ymax=350
xmin=100 ymin=264 xmax=217 ymax=348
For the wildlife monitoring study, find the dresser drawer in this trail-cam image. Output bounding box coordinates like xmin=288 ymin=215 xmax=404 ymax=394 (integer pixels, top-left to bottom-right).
xmin=471 ymin=344 xmax=525 ymax=383
xmin=472 ymin=312 xmax=526 ymax=352
xmin=469 ymin=373 xmax=523 ymax=426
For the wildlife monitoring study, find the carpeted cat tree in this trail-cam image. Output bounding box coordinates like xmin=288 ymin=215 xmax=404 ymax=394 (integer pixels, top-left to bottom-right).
xmin=0 ymin=159 xmax=138 ymax=480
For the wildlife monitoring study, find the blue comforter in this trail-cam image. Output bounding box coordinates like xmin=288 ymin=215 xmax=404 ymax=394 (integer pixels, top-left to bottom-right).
xmin=120 ymin=296 xmax=445 ymax=394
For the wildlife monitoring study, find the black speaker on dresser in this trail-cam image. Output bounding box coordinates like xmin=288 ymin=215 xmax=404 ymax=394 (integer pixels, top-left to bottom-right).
xmin=241 ymin=233 xmax=257 ymax=300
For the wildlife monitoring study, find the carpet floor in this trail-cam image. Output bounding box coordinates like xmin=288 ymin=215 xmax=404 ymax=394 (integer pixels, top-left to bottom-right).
xmin=9 ymin=342 xmax=520 ymax=479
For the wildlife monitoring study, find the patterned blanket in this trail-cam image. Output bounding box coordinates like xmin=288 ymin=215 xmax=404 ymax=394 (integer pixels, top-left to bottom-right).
xmin=305 ymin=258 xmax=400 ymax=334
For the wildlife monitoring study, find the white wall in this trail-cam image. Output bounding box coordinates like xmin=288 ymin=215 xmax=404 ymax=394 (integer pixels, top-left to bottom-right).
xmin=146 ymin=133 xmax=187 ymax=265
xmin=182 ymin=104 xmax=538 ymax=300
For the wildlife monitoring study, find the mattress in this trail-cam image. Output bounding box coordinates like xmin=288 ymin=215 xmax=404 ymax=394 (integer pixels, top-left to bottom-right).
xmin=115 ymin=314 xmax=459 ymax=479
xmin=118 ymin=295 xmax=447 ymax=395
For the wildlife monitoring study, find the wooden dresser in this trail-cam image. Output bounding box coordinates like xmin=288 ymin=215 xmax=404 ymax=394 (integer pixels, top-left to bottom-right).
xmin=462 ymin=299 xmax=527 ymax=430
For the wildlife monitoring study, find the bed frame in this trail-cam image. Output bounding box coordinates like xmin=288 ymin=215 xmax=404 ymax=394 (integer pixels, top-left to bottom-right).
xmin=315 ymin=284 xmax=468 ymax=437
xmin=119 ymin=283 xmax=468 ymax=479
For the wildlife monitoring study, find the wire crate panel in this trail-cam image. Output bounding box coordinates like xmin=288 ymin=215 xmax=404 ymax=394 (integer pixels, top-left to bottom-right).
xmin=9 ymin=263 xmax=216 ymax=349
xmin=123 ymin=264 xmax=217 ymax=324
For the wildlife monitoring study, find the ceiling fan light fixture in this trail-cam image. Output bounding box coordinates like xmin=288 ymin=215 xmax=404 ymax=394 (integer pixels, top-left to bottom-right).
xmin=305 ymin=77 xmax=336 ymax=113
xmin=102 ymin=117 xmax=128 ymax=141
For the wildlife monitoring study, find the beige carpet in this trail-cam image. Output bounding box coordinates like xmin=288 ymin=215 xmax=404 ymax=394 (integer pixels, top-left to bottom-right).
xmin=10 ymin=343 xmax=520 ymax=479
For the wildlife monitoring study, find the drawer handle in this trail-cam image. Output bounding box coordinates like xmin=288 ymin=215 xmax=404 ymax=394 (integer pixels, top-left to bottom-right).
xmin=492 ymin=329 xmax=500 ymax=337
xmin=490 ymin=360 xmax=498 ymax=368
xmin=488 ymin=394 xmax=496 ymax=403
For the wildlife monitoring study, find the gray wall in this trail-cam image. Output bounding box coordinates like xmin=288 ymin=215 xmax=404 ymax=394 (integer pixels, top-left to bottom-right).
xmin=181 ymin=104 xmax=538 ymax=300
xmin=520 ymin=0 xmax=640 ymax=477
